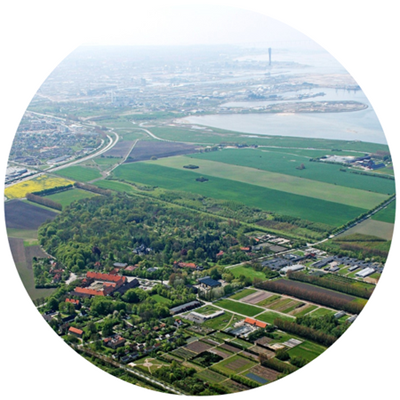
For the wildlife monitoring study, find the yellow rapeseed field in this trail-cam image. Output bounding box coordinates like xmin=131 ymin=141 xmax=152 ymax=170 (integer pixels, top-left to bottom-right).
xmin=4 ymin=175 xmax=74 ymax=199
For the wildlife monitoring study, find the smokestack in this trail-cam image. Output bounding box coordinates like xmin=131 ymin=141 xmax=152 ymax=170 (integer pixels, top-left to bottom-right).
xmin=268 ymin=48 xmax=272 ymax=66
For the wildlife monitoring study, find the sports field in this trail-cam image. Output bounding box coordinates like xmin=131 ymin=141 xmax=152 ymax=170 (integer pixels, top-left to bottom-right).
xmin=190 ymin=148 xmax=395 ymax=195
xmin=148 ymin=156 xmax=389 ymax=209
xmin=55 ymin=166 xmax=102 ymax=182
xmin=112 ymin=163 xmax=366 ymax=226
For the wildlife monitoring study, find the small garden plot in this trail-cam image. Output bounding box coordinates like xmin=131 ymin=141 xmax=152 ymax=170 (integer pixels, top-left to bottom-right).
xmin=287 ymin=341 xmax=326 ymax=362
xmin=223 ymin=379 xmax=249 ymax=393
xmin=245 ymin=372 xmax=268 ymax=385
xmin=209 ymin=348 xmax=232 ymax=360
xmin=220 ymin=343 xmax=241 ymax=354
xmin=186 ymin=325 xmax=214 ymax=335
xmin=215 ymin=299 xmax=264 ymax=317
xmin=195 ymin=369 xmax=227 ymax=384
xmin=241 ymin=291 xmax=272 ymax=305
xmin=214 ymin=355 xmax=257 ymax=376
xmin=256 ymin=294 xmax=282 ymax=307
xmin=171 ymin=347 xmax=197 ymax=360
xmin=290 ymin=304 xmax=318 ymax=317
xmin=268 ymin=298 xmax=304 ymax=313
xmin=201 ymin=337 xmax=222 ymax=346
xmin=231 ymin=338 xmax=253 ymax=349
xmin=186 ymin=341 xmax=213 ymax=354
xmin=241 ymin=351 xmax=259 ymax=361
xmin=212 ymin=332 xmax=233 ymax=341
xmin=256 ymin=311 xmax=295 ymax=325
xmin=192 ymin=351 xmax=223 ymax=367
xmin=230 ymin=289 xmax=257 ymax=300
xmin=246 ymin=365 xmax=280 ymax=383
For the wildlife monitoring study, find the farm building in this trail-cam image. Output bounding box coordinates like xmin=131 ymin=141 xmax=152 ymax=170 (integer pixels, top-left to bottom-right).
xmin=198 ymin=276 xmax=222 ymax=288
xmin=280 ymin=264 xmax=304 ymax=275
xmin=170 ymin=300 xmax=202 ymax=315
xmin=356 ymin=267 xmax=375 ymax=278
xmin=244 ymin=317 xmax=267 ymax=329
xmin=334 ymin=311 xmax=346 ymax=319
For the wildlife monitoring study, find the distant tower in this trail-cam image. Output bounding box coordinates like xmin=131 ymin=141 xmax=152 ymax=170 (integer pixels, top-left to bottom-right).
xmin=268 ymin=48 xmax=272 ymax=66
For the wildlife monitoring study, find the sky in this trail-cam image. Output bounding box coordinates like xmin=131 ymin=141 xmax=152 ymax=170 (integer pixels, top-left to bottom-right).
xmin=0 ymin=2 xmax=399 ymax=400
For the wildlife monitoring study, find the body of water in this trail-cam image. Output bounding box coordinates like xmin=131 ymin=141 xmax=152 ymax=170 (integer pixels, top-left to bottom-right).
xmin=181 ymin=88 xmax=386 ymax=144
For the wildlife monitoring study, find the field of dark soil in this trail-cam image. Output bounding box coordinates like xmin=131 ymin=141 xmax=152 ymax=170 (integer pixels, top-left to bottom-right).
xmin=125 ymin=140 xmax=198 ymax=162
xmin=103 ymin=141 xmax=134 ymax=158
xmin=5 ymin=200 xmax=57 ymax=230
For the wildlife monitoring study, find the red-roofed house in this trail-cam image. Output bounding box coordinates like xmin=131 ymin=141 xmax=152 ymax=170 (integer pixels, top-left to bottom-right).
xmin=68 ymin=326 xmax=83 ymax=338
xmin=244 ymin=317 xmax=267 ymax=329
xmin=216 ymin=251 xmax=224 ymax=257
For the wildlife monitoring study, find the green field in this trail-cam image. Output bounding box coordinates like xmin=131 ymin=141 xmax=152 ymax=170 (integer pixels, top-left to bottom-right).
xmin=93 ymin=157 xmax=122 ymax=166
xmin=202 ymin=312 xmax=241 ymax=330
xmin=292 ymin=304 xmax=318 ymax=317
xmin=287 ymin=341 xmax=326 ymax=362
xmin=94 ymin=179 xmax=137 ymax=193
xmin=308 ymin=308 xmax=335 ymax=318
xmin=195 ymin=369 xmax=227 ymax=384
xmin=214 ymin=299 xmax=264 ymax=317
xmin=148 ymin=126 xmax=389 ymax=153
xmin=189 ymin=148 xmax=395 ymax=195
xmin=229 ymin=266 xmax=266 ymax=281
xmin=151 ymin=294 xmax=171 ymax=305
xmin=372 ymin=200 xmax=396 ymax=224
xmin=45 ymin=188 xmax=97 ymax=207
xmin=256 ymin=295 xmax=282 ymax=307
xmin=338 ymin=219 xmax=394 ymax=241
xmin=256 ymin=311 xmax=295 ymax=324
xmin=194 ymin=305 xmax=220 ymax=315
xmin=55 ymin=166 xmax=102 ymax=182
xmin=148 ymin=156 xmax=389 ymax=209
xmin=112 ymin=162 xmax=368 ymax=226
xmin=229 ymin=289 xmax=257 ymax=300
xmin=212 ymin=355 xmax=257 ymax=376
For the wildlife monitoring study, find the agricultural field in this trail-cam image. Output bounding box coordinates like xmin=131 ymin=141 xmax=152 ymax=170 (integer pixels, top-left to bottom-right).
xmin=338 ymin=219 xmax=394 ymax=241
xmin=308 ymin=308 xmax=336 ymax=318
xmin=147 ymin=126 xmax=390 ymax=153
xmin=94 ymin=179 xmax=137 ymax=194
xmin=214 ymin=299 xmax=264 ymax=317
xmin=148 ymin=156 xmax=389 ymax=209
xmin=372 ymin=200 xmax=396 ymax=223
xmin=103 ymin=141 xmax=135 ymax=158
xmin=256 ymin=294 xmax=282 ymax=307
xmin=44 ymin=188 xmax=97 ymax=207
xmin=240 ymin=291 xmax=273 ymax=305
xmin=190 ymin=148 xmax=395 ymax=195
xmin=212 ymin=355 xmax=257 ymax=376
xmin=5 ymin=200 xmax=57 ymax=230
xmin=55 ymin=166 xmax=102 ymax=182
xmin=126 ymin=140 xmax=199 ymax=162
xmin=185 ymin=341 xmax=213 ymax=354
xmin=256 ymin=311 xmax=295 ymax=325
xmin=4 ymin=175 xmax=73 ymax=199
xmin=202 ymin=312 xmax=241 ymax=331
xmin=195 ymin=369 xmax=226 ymax=384
xmin=111 ymin=162 xmax=368 ymax=226
xmin=290 ymin=304 xmax=318 ymax=317
xmin=229 ymin=289 xmax=257 ymax=300
xmin=287 ymin=341 xmax=327 ymax=362
xmin=244 ymin=365 xmax=280 ymax=384
xmin=267 ymin=297 xmax=305 ymax=314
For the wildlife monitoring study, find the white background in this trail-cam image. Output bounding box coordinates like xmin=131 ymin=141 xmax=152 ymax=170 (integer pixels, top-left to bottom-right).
xmin=1 ymin=1 xmax=399 ymax=399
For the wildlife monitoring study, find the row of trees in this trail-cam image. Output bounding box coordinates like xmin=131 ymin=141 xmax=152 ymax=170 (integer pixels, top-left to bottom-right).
xmin=27 ymin=193 xmax=62 ymax=211
xmin=287 ymin=270 xmax=373 ymax=299
xmin=255 ymin=279 xmax=364 ymax=314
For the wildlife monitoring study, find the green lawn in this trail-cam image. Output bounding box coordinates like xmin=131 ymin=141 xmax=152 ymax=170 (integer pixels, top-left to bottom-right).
xmin=149 ymin=156 xmax=389 ymax=209
xmin=202 ymin=312 xmax=241 ymax=330
xmin=93 ymin=157 xmax=122 ymax=166
xmin=151 ymin=294 xmax=171 ymax=305
xmin=112 ymin=162 xmax=367 ymax=226
xmin=229 ymin=289 xmax=257 ymax=300
xmin=308 ymin=308 xmax=335 ymax=318
xmin=194 ymin=305 xmax=220 ymax=315
xmin=228 ymin=266 xmax=266 ymax=281
xmin=94 ymin=179 xmax=137 ymax=193
xmin=44 ymin=188 xmax=97 ymax=207
xmin=214 ymin=299 xmax=264 ymax=317
xmin=55 ymin=166 xmax=102 ymax=182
